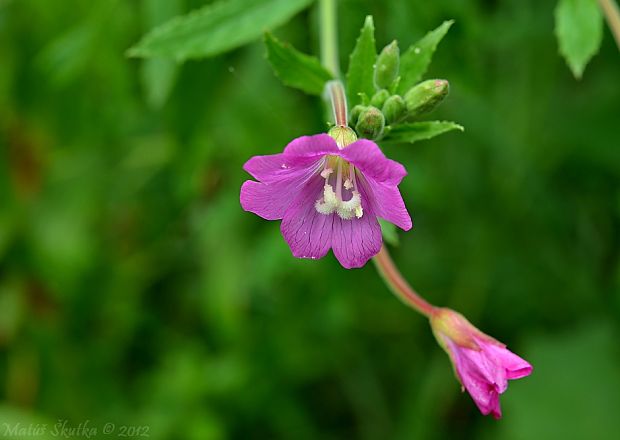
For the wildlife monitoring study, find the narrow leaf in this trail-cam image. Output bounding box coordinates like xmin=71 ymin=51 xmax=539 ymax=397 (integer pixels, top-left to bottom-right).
xmin=398 ymin=20 xmax=453 ymax=94
xmin=264 ymin=33 xmax=333 ymax=95
xmin=346 ymin=16 xmax=376 ymax=107
xmin=379 ymin=219 xmax=399 ymax=246
xmin=128 ymin=0 xmax=314 ymax=61
xmin=140 ymin=0 xmax=182 ymax=109
xmin=382 ymin=121 xmax=463 ymax=144
xmin=555 ymin=0 xmax=603 ymax=78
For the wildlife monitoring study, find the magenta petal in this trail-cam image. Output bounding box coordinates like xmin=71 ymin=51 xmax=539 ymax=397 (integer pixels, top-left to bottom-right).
xmin=331 ymin=215 xmax=382 ymax=269
xmin=281 ymin=176 xmax=333 ymax=260
xmin=241 ymin=156 xmax=324 ymax=220
xmin=243 ymin=153 xmax=288 ymax=183
xmin=243 ymin=153 xmax=324 ymax=184
xmin=361 ymin=178 xmax=412 ymax=231
xmin=446 ymin=340 xmax=505 ymax=417
xmin=482 ymin=343 xmax=533 ymax=380
xmin=283 ymin=134 xmax=339 ymax=158
xmin=331 ymin=184 xmax=382 ymax=268
xmin=340 ymin=139 xmax=407 ymax=185
xmin=240 ymin=181 xmax=290 ymax=220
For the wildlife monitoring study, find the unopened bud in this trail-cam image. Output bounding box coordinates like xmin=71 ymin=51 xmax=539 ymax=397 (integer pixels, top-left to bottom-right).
xmin=404 ymin=79 xmax=449 ymax=117
xmin=349 ymin=104 xmax=367 ymax=126
xmin=370 ymin=89 xmax=390 ymax=109
xmin=374 ymin=40 xmax=400 ymax=89
xmin=355 ymin=106 xmax=385 ymax=140
xmin=382 ymin=95 xmax=406 ymax=124
xmin=328 ymin=125 xmax=358 ymax=148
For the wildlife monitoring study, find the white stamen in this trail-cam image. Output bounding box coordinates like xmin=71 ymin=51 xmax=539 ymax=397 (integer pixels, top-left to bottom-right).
xmin=314 ymin=184 xmax=339 ymax=215
xmin=320 ymin=167 xmax=333 ymax=179
xmin=337 ymin=190 xmax=362 ymax=220
xmin=315 ymin=160 xmax=364 ymax=220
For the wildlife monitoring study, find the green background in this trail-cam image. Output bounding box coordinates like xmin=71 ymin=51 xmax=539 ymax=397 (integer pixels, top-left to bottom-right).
xmin=1 ymin=0 xmax=619 ymax=439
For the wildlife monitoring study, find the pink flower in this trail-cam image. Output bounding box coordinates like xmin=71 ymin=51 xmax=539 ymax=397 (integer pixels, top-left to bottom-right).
xmin=430 ymin=308 xmax=533 ymax=419
xmin=240 ymin=129 xmax=412 ymax=268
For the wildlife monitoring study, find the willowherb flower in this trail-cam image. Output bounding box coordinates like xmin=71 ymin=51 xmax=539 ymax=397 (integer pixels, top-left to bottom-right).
xmin=240 ymin=126 xmax=412 ymax=268
xmin=430 ymin=308 xmax=533 ymax=419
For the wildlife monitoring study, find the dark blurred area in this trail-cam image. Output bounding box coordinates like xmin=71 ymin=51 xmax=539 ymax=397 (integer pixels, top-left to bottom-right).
xmin=1 ymin=0 xmax=619 ymax=439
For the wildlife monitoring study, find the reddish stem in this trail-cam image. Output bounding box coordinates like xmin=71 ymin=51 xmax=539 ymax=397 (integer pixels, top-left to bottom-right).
xmin=373 ymin=245 xmax=437 ymax=317
xmin=326 ymin=80 xmax=348 ymax=127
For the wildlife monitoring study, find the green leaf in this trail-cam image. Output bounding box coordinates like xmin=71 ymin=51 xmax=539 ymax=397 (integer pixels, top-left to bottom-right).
xmin=346 ymin=16 xmax=377 ymax=108
xmin=555 ymin=0 xmax=603 ymax=79
xmin=128 ymin=0 xmax=315 ymax=61
xmin=398 ymin=20 xmax=453 ymax=94
xmin=140 ymin=0 xmax=183 ymax=109
xmin=379 ymin=219 xmax=399 ymax=246
xmin=382 ymin=121 xmax=463 ymax=144
xmin=264 ymin=33 xmax=333 ymax=95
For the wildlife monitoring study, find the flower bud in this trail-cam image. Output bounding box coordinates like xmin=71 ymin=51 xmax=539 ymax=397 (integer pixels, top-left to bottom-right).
xmin=430 ymin=307 xmax=533 ymax=419
xmin=349 ymin=104 xmax=367 ymax=126
xmin=355 ymin=106 xmax=385 ymax=140
xmin=370 ymin=89 xmax=390 ymax=109
xmin=374 ymin=40 xmax=400 ymax=89
xmin=381 ymin=95 xmax=406 ymax=124
xmin=403 ymin=79 xmax=449 ymax=117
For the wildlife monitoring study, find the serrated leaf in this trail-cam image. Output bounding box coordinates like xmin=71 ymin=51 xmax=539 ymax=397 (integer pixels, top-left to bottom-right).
xmin=128 ymin=0 xmax=315 ymax=61
xmin=382 ymin=121 xmax=463 ymax=144
xmin=379 ymin=219 xmax=399 ymax=246
xmin=555 ymin=0 xmax=603 ymax=79
xmin=398 ymin=20 xmax=453 ymax=94
xmin=346 ymin=16 xmax=376 ymax=107
xmin=264 ymin=33 xmax=333 ymax=95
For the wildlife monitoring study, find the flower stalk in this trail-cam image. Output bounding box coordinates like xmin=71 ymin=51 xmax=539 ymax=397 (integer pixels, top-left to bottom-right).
xmin=373 ymin=245 xmax=437 ymax=317
xmin=326 ymin=80 xmax=349 ymax=127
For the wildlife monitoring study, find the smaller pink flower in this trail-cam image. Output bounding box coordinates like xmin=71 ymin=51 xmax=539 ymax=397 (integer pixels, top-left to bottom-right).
xmin=430 ymin=308 xmax=532 ymax=419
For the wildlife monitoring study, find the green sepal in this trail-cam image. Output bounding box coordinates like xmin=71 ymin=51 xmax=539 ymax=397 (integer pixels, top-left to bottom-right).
xmin=403 ymin=79 xmax=449 ymax=117
xmin=374 ymin=40 xmax=400 ymax=89
xmin=370 ymin=89 xmax=390 ymax=108
xmin=355 ymin=106 xmax=385 ymax=140
xmin=382 ymin=95 xmax=406 ymax=124
xmin=349 ymin=105 xmax=367 ymax=126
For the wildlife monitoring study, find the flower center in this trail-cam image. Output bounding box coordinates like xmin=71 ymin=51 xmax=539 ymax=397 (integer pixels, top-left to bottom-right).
xmin=315 ymin=156 xmax=363 ymax=220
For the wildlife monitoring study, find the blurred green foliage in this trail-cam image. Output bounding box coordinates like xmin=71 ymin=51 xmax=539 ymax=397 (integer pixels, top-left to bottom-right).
xmin=1 ymin=0 xmax=619 ymax=439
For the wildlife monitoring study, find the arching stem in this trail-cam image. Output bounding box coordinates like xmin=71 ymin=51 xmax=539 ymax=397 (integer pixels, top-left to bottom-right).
xmin=373 ymin=245 xmax=438 ymax=318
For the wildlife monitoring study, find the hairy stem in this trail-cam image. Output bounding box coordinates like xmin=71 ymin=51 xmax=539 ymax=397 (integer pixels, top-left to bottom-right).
xmin=599 ymin=0 xmax=620 ymax=50
xmin=326 ymin=80 xmax=348 ymax=126
xmin=373 ymin=245 xmax=437 ymax=318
